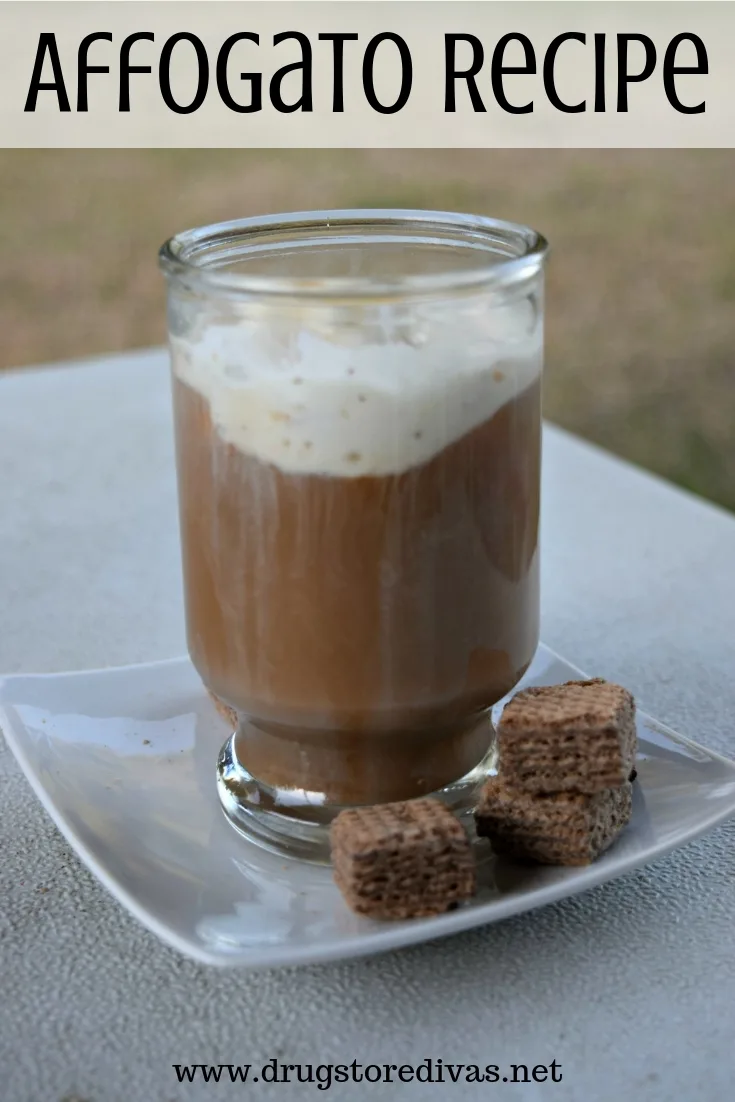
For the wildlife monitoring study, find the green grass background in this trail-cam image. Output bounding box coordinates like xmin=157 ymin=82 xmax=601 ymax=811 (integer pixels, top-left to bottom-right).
xmin=1 ymin=149 xmax=733 ymax=510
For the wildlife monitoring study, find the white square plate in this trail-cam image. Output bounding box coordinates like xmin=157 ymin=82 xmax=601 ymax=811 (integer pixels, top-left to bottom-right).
xmin=2 ymin=644 xmax=734 ymax=969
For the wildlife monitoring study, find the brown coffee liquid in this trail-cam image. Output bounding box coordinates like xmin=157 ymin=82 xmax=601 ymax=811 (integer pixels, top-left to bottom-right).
xmin=173 ymin=376 xmax=540 ymax=804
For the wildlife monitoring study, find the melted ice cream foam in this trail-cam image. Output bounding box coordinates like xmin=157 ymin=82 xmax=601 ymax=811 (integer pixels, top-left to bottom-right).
xmin=171 ymin=296 xmax=542 ymax=477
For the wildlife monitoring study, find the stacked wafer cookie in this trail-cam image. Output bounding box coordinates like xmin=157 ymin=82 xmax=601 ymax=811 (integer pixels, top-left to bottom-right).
xmin=475 ymin=679 xmax=637 ymax=865
xmin=329 ymin=679 xmax=637 ymax=919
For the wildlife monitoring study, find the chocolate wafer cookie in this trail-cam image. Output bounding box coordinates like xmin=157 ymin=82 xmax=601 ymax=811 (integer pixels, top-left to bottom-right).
xmin=330 ymin=799 xmax=476 ymax=920
xmin=475 ymin=776 xmax=633 ymax=866
xmin=497 ymin=678 xmax=637 ymax=795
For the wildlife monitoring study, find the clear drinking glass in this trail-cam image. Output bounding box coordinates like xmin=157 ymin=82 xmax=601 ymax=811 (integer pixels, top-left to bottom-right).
xmin=160 ymin=210 xmax=547 ymax=862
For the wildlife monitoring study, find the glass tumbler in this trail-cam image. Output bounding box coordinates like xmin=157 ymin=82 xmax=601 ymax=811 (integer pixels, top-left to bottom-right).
xmin=159 ymin=210 xmax=548 ymax=862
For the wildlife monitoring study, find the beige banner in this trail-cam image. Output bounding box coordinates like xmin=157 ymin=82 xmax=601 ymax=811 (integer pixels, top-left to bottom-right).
xmin=1 ymin=1 xmax=733 ymax=147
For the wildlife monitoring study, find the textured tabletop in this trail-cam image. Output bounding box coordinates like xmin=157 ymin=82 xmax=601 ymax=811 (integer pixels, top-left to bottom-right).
xmin=2 ymin=350 xmax=735 ymax=1102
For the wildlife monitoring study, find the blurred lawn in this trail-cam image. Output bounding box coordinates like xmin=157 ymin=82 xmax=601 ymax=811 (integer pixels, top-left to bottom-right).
xmin=1 ymin=149 xmax=734 ymax=510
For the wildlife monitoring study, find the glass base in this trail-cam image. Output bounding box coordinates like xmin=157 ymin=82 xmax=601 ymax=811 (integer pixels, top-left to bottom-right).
xmin=216 ymin=724 xmax=498 ymax=865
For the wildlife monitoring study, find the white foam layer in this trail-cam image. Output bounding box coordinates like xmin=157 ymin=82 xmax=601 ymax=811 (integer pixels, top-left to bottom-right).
xmin=171 ymin=298 xmax=542 ymax=476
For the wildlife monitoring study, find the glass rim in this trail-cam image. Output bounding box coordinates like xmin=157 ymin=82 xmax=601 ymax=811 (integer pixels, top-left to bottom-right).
xmin=158 ymin=208 xmax=548 ymax=301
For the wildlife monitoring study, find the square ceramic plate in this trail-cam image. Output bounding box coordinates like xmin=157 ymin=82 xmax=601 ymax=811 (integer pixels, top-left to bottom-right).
xmin=2 ymin=644 xmax=734 ymax=969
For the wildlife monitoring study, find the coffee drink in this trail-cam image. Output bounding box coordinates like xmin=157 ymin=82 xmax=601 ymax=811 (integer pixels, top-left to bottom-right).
xmin=170 ymin=295 xmax=541 ymax=805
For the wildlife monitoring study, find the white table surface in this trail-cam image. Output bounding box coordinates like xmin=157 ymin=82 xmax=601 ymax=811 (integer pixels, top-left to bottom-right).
xmin=2 ymin=348 xmax=735 ymax=1102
